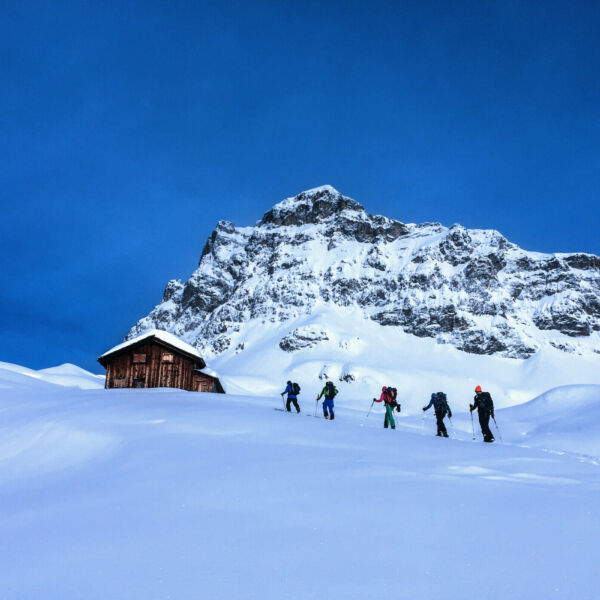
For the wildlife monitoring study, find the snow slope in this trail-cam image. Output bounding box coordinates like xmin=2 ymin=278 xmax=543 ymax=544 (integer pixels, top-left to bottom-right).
xmin=1 ymin=371 xmax=599 ymax=599
xmin=208 ymin=306 xmax=600 ymax=412
xmin=496 ymin=384 xmax=600 ymax=456
xmin=0 ymin=361 xmax=105 ymax=390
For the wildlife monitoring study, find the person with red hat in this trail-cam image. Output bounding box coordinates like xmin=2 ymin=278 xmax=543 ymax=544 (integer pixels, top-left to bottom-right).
xmin=373 ymin=386 xmax=400 ymax=429
xmin=470 ymin=386 xmax=495 ymax=442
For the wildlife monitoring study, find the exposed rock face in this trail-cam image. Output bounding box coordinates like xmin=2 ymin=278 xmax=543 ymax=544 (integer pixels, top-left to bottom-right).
xmin=127 ymin=185 xmax=600 ymax=359
xmin=279 ymin=326 xmax=329 ymax=352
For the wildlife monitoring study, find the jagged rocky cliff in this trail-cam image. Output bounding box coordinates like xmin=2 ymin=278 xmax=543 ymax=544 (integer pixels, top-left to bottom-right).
xmin=127 ymin=185 xmax=600 ymax=359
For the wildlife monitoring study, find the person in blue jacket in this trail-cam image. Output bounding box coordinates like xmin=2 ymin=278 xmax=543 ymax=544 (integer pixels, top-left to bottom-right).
xmin=281 ymin=380 xmax=301 ymax=413
xmin=422 ymin=392 xmax=452 ymax=437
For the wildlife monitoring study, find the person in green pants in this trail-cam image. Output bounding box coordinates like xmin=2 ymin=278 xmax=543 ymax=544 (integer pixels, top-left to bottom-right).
xmin=373 ymin=386 xmax=400 ymax=429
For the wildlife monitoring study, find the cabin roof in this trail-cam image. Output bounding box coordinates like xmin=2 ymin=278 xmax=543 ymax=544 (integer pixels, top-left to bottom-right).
xmin=98 ymin=329 xmax=205 ymax=366
xmin=194 ymin=367 xmax=220 ymax=379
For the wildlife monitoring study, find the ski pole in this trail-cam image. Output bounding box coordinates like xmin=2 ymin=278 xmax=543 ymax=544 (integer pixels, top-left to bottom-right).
xmin=421 ymin=412 xmax=425 ymax=433
xmin=470 ymin=410 xmax=476 ymax=441
xmin=448 ymin=416 xmax=456 ymax=439
xmin=492 ymin=415 xmax=503 ymax=443
xmin=281 ymin=393 xmax=286 ymax=411
xmin=366 ymin=399 xmax=375 ymax=418
xmin=314 ymin=397 xmax=319 ymax=417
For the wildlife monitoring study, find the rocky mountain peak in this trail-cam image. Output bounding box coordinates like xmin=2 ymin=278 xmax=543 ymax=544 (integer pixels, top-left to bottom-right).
xmin=258 ymin=185 xmax=408 ymax=243
xmin=127 ymin=187 xmax=600 ymax=361
xmin=259 ymin=185 xmax=365 ymax=227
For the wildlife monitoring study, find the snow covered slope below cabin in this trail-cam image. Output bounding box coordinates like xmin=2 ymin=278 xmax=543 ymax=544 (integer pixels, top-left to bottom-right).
xmin=0 ymin=376 xmax=599 ymax=599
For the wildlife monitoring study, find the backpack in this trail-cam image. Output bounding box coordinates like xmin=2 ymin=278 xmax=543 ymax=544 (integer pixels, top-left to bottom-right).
xmin=436 ymin=391 xmax=448 ymax=409
xmin=325 ymin=382 xmax=338 ymax=398
xmin=292 ymin=382 xmax=301 ymax=395
xmin=477 ymin=391 xmax=492 ymax=411
xmin=388 ymin=387 xmax=397 ymax=402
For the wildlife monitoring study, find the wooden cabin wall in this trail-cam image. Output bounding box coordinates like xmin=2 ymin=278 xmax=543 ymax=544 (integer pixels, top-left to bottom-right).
xmin=105 ymin=341 xmax=198 ymax=391
xmin=103 ymin=339 xmax=224 ymax=393
xmin=192 ymin=373 xmax=223 ymax=393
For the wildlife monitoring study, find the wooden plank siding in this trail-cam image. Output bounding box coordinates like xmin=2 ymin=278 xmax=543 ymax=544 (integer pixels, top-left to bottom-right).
xmin=99 ymin=337 xmax=225 ymax=393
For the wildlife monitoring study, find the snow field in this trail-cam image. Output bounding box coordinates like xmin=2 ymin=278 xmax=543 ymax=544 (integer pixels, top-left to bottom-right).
xmin=1 ymin=372 xmax=599 ymax=599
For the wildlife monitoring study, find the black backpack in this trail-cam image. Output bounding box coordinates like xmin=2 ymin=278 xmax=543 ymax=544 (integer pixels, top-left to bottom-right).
xmin=388 ymin=387 xmax=397 ymax=402
xmin=437 ymin=391 xmax=448 ymax=409
xmin=292 ymin=382 xmax=301 ymax=395
xmin=477 ymin=391 xmax=492 ymax=411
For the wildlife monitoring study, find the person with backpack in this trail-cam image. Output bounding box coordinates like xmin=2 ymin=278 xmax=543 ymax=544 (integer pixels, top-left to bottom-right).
xmin=422 ymin=392 xmax=452 ymax=437
xmin=281 ymin=380 xmax=301 ymax=413
xmin=316 ymin=381 xmax=338 ymax=420
xmin=470 ymin=385 xmax=495 ymax=443
xmin=373 ymin=386 xmax=401 ymax=429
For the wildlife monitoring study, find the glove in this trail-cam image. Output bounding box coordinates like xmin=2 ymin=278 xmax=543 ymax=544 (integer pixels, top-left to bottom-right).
xmin=491 ymin=413 xmax=495 ymax=419
xmin=396 ymin=405 xmax=401 ymax=413
xmin=422 ymin=407 xmax=426 ymax=412
xmin=469 ymin=404 xmax=474 ymax=412
xmin=448 ymin=412 xmax=452 ymax=419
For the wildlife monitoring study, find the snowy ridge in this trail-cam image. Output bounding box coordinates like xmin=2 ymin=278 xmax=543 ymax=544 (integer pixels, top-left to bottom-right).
xmin=0 ymin=361 xmax=104 ymax=390
xmin=126 ymin=186 xmax=600 ymax=399
xmin=493 ymin=384 xmax=600 ymax=456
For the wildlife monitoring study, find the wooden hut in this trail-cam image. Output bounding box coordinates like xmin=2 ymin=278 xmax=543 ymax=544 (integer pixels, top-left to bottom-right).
xmin=98 ymin=329 xmax=225 ymax=393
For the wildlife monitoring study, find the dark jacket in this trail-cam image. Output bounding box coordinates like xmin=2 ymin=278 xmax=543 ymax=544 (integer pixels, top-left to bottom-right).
xmin=472 ymin=391 xmax=494 ymax=416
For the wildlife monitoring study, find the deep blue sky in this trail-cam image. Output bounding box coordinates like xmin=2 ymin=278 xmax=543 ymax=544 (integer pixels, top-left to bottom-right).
xmin=2 ymin=1 xmax=599 ymax=372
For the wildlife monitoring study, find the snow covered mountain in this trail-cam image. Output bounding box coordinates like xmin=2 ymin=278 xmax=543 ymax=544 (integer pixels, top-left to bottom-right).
xmin=126 ymin=185 xmax=600 ymax=400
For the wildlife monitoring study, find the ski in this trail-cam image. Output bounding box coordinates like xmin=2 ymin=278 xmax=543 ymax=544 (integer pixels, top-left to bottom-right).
xmin=274 ymin=408 xmax=301 ymax=414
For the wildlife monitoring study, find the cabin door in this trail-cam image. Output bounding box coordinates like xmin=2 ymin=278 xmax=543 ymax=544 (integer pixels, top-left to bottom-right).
xmin=197 ymin=380 xmax=211 ymax=392
xmin=132 ymin=365 xmax=146 ymax=388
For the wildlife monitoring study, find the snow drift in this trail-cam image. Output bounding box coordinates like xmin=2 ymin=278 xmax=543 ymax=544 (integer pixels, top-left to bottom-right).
xmin=0 ymin=361 xmax=104 ymax=390
xmin=497 ymin=384 xmax=600 ymax=456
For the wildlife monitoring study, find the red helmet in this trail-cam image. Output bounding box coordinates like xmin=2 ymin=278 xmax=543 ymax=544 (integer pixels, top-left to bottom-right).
xmin=475 ymin=385 xmax=482 ymax=393
xmin=381 ymin=386 xmax=387 ymax=392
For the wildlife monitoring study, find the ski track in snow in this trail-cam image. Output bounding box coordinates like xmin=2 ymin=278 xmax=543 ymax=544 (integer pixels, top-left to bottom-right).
xmin=1 ymin=366 xmax=599 ymax=599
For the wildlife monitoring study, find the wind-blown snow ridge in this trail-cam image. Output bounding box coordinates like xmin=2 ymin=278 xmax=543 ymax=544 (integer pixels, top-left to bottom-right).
xmin=0 ymin=361 xmax=104 ymax=390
